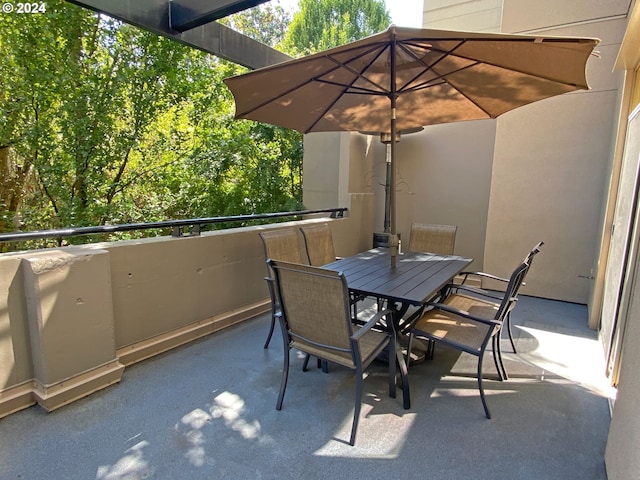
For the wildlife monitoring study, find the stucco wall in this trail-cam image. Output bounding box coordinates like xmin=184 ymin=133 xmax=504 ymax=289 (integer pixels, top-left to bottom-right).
xmin=419 ymin=0 xmax=626 ymax=302
xmin=388 ymin=121 xmax=496 ymax=270
xmin=423 ymin=0 xmax=503 ymax=32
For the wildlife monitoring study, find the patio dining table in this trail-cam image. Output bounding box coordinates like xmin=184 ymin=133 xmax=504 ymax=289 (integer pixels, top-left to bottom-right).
xmin=323 ymin=247 xmax=473 ymax=324
xmin=323 ymin=247 xmax=473 ymax=408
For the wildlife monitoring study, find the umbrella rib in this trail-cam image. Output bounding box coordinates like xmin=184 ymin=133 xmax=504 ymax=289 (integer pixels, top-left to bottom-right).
xmin=393 ymin=39 xmax=498 ymax=117
xmin=395 ymin=40 xmax=465 ymax=95
xmin=324 ymin=46 xmax=392 ymax=94
xmin=302 ymin=45 xmax=393 ymax=133
xmin=314 ymin=78 xmax=388 ymax=95
xmin=406 ymin=38 xmax=584 ymax=87
xmin=233 ymin=43 xmax=388 ymax=119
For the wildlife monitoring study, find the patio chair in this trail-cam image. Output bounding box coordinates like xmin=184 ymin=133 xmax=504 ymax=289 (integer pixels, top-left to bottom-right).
xmin=300 ymin=223 xmax=367 ymax=318
xmin=407 ymin=223 xmax=457 ymax=255
xmin=258 ymin=229 xmax=306 ymax=349
xmin=269 ymin=259 xmax=404 ymax=446
xmin=407 ymin=257 xmax=532 ymax=419
xmin=454 ymin=241 xmax=544 ymax=355
xmin=300 ymin=223 xmax=338 ymax=266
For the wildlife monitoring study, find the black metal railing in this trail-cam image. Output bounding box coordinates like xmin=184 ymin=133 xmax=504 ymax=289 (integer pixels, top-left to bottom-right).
xmin=0 ymin=208 xmax=347 ymax=244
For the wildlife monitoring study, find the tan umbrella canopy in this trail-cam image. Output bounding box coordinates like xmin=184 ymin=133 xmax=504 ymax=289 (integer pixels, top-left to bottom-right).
xmin=224 ymin=25 xmax=599 ymax=266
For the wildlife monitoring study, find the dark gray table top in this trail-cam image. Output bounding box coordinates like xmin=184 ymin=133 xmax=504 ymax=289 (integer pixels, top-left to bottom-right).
xmin=324 ymin=248 xmax=473 ymax=307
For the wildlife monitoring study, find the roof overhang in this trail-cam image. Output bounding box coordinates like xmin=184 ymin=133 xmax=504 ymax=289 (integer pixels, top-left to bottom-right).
xmin=65 ymin=0 xmax=290 ymax=69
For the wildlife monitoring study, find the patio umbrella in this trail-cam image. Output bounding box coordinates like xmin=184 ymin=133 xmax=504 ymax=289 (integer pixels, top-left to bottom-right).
xmin=223 ymin=25 xmax=599 ymax=267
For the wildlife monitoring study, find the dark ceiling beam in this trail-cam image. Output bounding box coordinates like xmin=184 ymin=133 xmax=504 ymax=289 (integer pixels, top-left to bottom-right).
xmin=65 ymin=0 xmax=290 ymax=69
xmin=169 ymin=0 xmax=270 ymax=33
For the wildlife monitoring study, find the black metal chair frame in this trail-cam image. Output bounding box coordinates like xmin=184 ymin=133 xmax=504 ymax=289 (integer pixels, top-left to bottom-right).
xmin=269 ymin=259 xmax=407 ymax=446
xmin=408 ymin=259 xmax=531 ymax=419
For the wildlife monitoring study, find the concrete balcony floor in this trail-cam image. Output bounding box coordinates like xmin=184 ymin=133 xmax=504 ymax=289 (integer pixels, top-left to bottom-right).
xmin=0 ymin=296 xmax=612 ymax=479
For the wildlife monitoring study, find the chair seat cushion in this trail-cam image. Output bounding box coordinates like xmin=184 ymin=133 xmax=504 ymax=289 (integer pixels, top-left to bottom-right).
xmin=412 ymin=293 xmax=499 ymax=353
xmin=292 ymin=326 xmax=388 ymax=369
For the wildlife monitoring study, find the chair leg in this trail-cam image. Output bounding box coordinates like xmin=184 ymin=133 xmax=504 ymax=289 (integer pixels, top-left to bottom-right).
xmin=276 ymin=348 xmax=290 ymax=410
xmin=388 ymin=337 xmax=397 ymax=399
xmin=350 ymin=369 xmax=363 ymax=446
xmin=477 ymin=351 xmax=491 ymax=419
xmin=427 ymin=339 xmax=435 ymax=360
xmin=302 ymin=354 xmax=311 ymax=372
xmin=506 ymin=312 xmax=517 ymax=353
xmin=263 ymin=314 xmax=276 ymax=349
xmin=495 ymin=335 xmax=508 ymax=380
xmin=302 ymin=355 xmax=329 ymax=373
xmin=405 ymin=333 xmax=414 ymax=368
xmin=491 ymin=336 xmax=507 ymax=381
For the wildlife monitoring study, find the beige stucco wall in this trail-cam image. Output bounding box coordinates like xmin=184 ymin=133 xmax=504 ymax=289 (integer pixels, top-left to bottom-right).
xmin=502 ymin=0 xmax=630 ymax=33
xmin=489 ymin=7 xmax=626 ymax=303
xmin=0 ymin=256 xmax=34 ymax=414
xmin=423 ymin=0 xmax=503 ymax=32
xmin=418 ymin=0 xmax=626 ymax=302
xmin=389 ymin=121 xmax=496 ymax=269
xmin=303 ymin=131 xmax=377 ymax=253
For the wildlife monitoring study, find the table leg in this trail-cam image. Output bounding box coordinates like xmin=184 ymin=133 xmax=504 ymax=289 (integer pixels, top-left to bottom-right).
xmin=395 ymin=336 xmax=411 ymax=409
xmin=389 ymin=301 xmax=411 ymax=409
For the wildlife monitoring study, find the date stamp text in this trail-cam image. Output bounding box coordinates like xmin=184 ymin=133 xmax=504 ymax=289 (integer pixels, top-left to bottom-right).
xmin=2 ymin=2 xmax=47 ymax=14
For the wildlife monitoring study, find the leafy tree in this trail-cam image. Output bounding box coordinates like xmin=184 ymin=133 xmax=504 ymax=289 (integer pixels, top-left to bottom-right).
xmin=0 ymin=0 xmax=390 ymax=251
xmin=284 ymin=0 xmax=391 ymax=53
xmin=224 ymin=2 xmax=291 ymax=47
xmin=0 ymin=2 xmax=197 ymax=241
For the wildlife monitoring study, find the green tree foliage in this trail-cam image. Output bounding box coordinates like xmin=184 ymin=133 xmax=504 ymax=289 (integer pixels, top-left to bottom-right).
xmin=0 ymin=0 xmax=389 ymax=250
xmin=0 ymin=1 xmax=301 ymax=248
xmin=284 ymin=0 xmax=391 ymax=53
xmin=224 ymin=2 xmax=291 ymax=47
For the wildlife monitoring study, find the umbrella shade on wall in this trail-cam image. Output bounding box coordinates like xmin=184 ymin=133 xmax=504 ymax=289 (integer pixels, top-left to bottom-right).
xmin=224 ymin=25 xmax=599 ymax=266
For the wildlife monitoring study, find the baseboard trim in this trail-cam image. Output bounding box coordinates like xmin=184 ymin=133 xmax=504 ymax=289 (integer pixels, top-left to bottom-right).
xmin=116 ymin=300 xmax=270 ymax=366
xmin=0 ymin=381 xmax=37 ymax=419
xmin=32 ymin=360 xmax=125 ymax=412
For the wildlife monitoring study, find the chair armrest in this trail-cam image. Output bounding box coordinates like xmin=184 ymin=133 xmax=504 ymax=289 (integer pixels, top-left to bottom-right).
xmin=351 ymin=309 xmax=394 ymax=341
xmin=426 ymin=302 xmax=501 ymax=327
xmin=447 ymin=284 xmax=504 ymax=301
xmin=459 ymin=271 xmax=509 ymax=284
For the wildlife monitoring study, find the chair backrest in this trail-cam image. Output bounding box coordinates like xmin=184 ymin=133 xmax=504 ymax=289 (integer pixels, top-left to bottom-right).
xmin=407 ymin=223 xmax=457 ymax=255
xmin=524 ymin=241 xmax=544 ymax=266
xmin=269 ymin=259 xmax=355 ymax=365
xmin=300 ymin=223 xmax=337 ymax=266
xmin=495 ymin=261 xmax=531 ymax=321
xmin=259 ymin=229 xmax=305 ymax=268
xmin=517 ymin=241 xmax=543 ymax=288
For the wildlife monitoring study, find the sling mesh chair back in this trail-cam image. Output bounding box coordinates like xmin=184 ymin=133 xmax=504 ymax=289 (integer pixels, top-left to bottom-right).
xmin=269 ymin=259 xmax=401 ymax=446
xmin=258 ymin=229 xmax=306 ymax=349
xmin=300 ymin=223 xmax=337 ymax=266
xmin=407 ymin=223 xmax=457 ymax=255
xmin=408 ymin=258 xmax=531 ymax=419
xmin=300 ymin=223 xmax=368 ymax=321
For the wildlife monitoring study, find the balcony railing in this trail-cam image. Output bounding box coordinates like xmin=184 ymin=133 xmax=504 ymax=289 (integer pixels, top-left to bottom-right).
xmin=0 ymin=208 xmax=348 ymax=244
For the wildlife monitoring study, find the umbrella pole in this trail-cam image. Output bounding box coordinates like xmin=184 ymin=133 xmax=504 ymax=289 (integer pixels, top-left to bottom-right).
xmin=384 ymin=143 xmax=391 ymax=233
xmin=389 ymin=106 xmax=398 ymax=268
xmin=389 ymin=30 xmax=399 ymax=268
